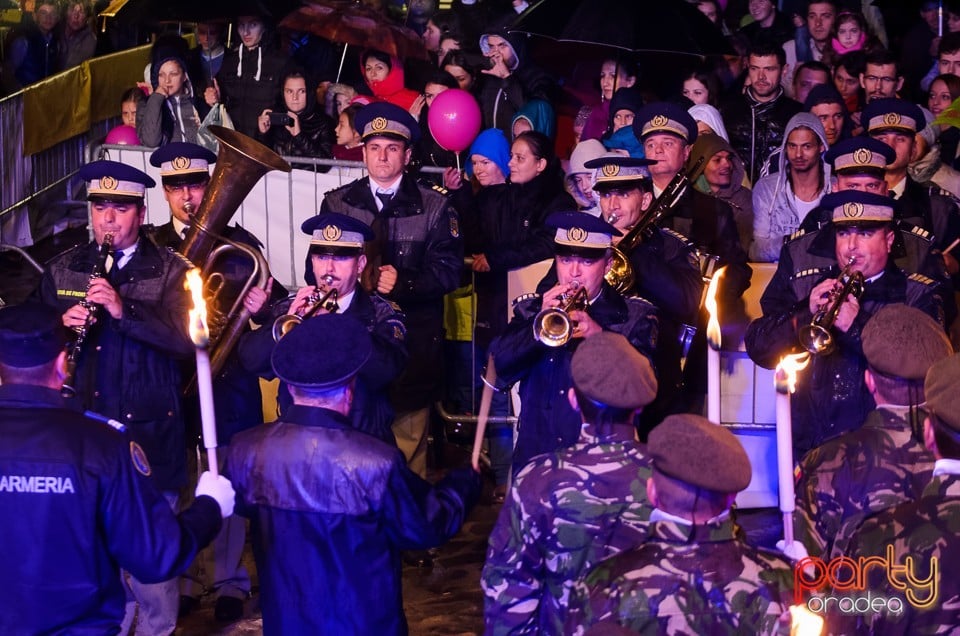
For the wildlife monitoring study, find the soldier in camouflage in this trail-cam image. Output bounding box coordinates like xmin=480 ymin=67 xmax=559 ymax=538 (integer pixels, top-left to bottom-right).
xmin=843 ymin=352 xmax=960 ymax=634
xmin=481 ymin=331 xmax=658 ymax=635
xmin=794 ymin=304 xmax=952 ymax=558
xmin=564 ymin=414 xmax=793 ymax=635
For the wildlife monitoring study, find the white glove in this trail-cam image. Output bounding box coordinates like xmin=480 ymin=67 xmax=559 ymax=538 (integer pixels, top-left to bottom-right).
xmin=776 ymin=539 xmax=810 ymax=563
xmin=195 ymin=471 xmax=235 ymax=519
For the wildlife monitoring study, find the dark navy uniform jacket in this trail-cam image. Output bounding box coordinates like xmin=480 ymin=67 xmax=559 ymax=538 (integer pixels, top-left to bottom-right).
xmin=38 ymin=235 xmax=194 ymax=490
xmin=491 ymin=283 xmax=659 ymax=473
xmin=224 ymin=405 xmax=480 ymax=636
xmin=0 ymin=384 xmax=221 ymax=635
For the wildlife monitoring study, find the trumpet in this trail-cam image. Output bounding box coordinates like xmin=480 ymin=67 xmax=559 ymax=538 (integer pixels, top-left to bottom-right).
xmin=62 ymin=233 xmax=113 ymax=398
xmin=272 ymin=275 xmax=340 ymax=341
xmin=533 ymin=281 xmax=588 ymax=347
xmin=798 ymin=257 xmax=864 ymax=356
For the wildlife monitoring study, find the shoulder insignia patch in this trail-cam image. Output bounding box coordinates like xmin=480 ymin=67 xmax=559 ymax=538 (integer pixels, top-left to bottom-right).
xmin=908 ymin=272 xmax=936 ymax=286
xmin=512 ymin=292 xmax=540 ymax=307
xmin=449 ymin=215 xmax=459 ymax=238
xmin=130 ymin=441 xmax=152 ymax=477
xmin=388 ymin=319 xmax=406 ymax=342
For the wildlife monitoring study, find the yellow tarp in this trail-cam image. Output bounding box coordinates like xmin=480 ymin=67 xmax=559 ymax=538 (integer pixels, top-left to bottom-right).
xmin=21 ymin=44 xmax=151 ymax=155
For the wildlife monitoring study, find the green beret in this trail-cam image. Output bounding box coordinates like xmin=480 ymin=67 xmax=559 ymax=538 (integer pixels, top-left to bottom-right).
xmin=925 ymin=353 xmax=960 ymax=432
xmin=648 ymin=414 xmax=751 ymax=493
xmin=571 ymin=332 xmax=657 ymax=409
xmin=862 ymin=305 xmax=951 ymax=380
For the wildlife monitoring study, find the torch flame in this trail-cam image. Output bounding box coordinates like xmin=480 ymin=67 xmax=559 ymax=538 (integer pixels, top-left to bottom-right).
xmin=788 ymin=604 xmax=824 ymax=636
xmin=185 ymin=268 xmax=209 ymax=347
xmin=704 ymin=267 xmax=726 ymax=351
xmin=775 ymin=352 xmax=810 ymax=394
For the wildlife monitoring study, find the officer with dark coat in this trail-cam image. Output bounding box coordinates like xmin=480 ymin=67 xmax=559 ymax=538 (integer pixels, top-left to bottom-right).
xmin=746 ymin=190 xmax=946 ymax=457
xmin=38 ymin=160 xmax=195 ymax=491
xmin=491 ymin=212 xmax=659 ymax=473
xmin=633 ymin=102 xmax=752 ymax=405
xmin=0 ymin=303 xmax=234 ymax=635
xmin=585 ymin=154 xmax=702 ymax=429
xmin=796 ymin=136 xmax=957 ymax=327
xmin=36 ymin=160 xmax=199 ymax=631
xmin=238 ymin=212 xmax=408 ymax=445
xmin=224 ymin=313 xmax=480 ymax=636
xmin=318 ymin=102 xmax=463 ymax=477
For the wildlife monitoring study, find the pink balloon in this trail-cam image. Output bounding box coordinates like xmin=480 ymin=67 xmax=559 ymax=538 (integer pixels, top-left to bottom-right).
xmin=105 ymin=125 xmax=141 ymax=145
xmin=427 ymin=89 xmax=481 ymax=153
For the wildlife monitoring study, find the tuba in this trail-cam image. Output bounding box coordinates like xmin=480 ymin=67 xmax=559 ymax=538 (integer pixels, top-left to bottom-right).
xmin=605 ymin=157 xmax=705 ymax=293
xmin=180 ymin=126 xmax=290 ymax=381
xmin=798 ymin=257 xmax=865 ymax=356
xmin=533 ymin=281 xmax=589 ymax=347
xmin=271 ymin=275 xmax=340 ymax=342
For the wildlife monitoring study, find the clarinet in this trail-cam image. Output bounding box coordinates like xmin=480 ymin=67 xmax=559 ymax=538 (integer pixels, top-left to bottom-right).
xmin=61 ymin=233 xmax=113 ymax=398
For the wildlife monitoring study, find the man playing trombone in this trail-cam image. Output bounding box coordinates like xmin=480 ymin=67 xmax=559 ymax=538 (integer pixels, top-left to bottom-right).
xmin=238 ymin=212 xmax=408 ymax=446
xmin=746 ymin=190 xmax=945 ymax=457
xmin=489 ymin=211 xmax=658 ymax=475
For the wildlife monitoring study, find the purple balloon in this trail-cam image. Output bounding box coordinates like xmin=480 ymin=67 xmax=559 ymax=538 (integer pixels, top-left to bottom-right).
xmin=427 ymin=89 xmax=482 ymax=153
xmin=105 ymin=125 xmax=141 ymax=145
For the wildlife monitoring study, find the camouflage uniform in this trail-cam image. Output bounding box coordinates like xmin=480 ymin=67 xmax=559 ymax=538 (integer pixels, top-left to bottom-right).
xmin=844 ymin=471 xmax=960 ymax=635
xmin=794 ymin=406 xmax=935 ymax=557
xmin=564 ymin=517 xmax=793 ymax=635
xmin=481 ymin=431 xmax=653 ymax=635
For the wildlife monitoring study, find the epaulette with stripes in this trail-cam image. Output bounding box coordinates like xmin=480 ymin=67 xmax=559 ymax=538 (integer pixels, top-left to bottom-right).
xmin=512 ymin=292 xmax=540 ymax=307
xmin=785 ymin=228 xmax=807 ymax=243
xmin=661 ymin=227 xmax=694 ymax=248
xmin=431 ymin=183 xmax=449 ymax=196
xmin=908 ymin=272 xmax=936 ymax=286
xmin=790 ymin=267 xmax=830 ymax=281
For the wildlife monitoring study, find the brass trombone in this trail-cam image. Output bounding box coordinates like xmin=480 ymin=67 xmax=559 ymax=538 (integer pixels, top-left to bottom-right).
xmin=533 ymin=281 xmax=588 ymax=347
xmin=798 ymin=257 xmax=864 ymax=356
xmin=272 ymin=275 xmax=340 ymax=342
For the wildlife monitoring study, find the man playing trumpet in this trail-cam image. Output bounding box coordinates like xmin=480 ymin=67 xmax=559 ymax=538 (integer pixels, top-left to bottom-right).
xmin=489 ymin=211 xmax=658 ymax=475
xmin=239 ymin=212 xmax=408 ymax=445
xmin=746 ymin=190 xmax=945 ymax=456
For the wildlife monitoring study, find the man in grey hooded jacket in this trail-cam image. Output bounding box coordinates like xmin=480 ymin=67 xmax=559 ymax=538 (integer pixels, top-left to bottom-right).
xmin=751 ymin=112 xmax=831 ymax=262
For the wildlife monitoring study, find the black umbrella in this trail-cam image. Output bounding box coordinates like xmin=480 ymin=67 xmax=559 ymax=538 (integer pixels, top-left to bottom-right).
xmin=511 ymin=0 xmax=732 ymax=58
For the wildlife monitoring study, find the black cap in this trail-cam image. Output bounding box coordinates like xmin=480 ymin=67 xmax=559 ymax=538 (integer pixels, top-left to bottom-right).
xmin=271 ymin=314 xmax=372 ymax=390
xmin=0 ymin=303 xmax=66 ymax=367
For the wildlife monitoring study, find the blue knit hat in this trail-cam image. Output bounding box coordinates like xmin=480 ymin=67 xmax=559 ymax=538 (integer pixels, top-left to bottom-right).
xmin=466 ymin=128 xmax=511 ymax=179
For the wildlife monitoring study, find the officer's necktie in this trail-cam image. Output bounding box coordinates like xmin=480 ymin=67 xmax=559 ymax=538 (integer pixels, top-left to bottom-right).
xmin=376 ymin=190 xmax=394 ymax=210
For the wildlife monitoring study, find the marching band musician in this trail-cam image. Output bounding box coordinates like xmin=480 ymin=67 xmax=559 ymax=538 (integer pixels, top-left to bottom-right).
xmin=238 ymin=212 xmax=408 ymax=446
xmin=634 ymin=103 xmax=752 ymax=409
xmin=147 ymin=141 xmax=285 ymax=621
xmin=745 ymin=190 xmax=945 ymax=457
xmin=489 ymin=211 xmax=658 ymax=475
xmin=36 ymin=160 xmax=196 ymax=634
xmin=586 ymin=154 xmax=702 ymax=429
